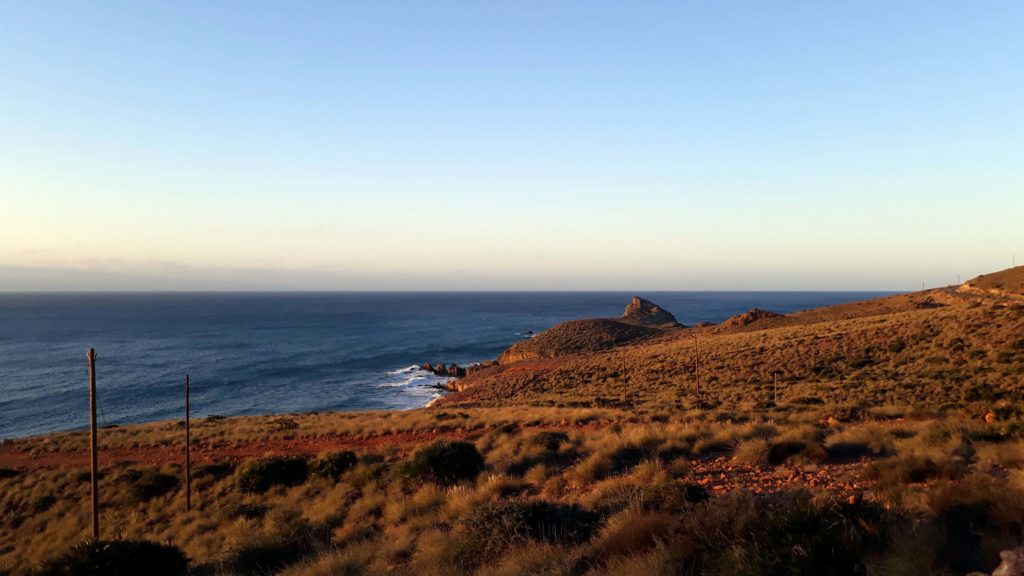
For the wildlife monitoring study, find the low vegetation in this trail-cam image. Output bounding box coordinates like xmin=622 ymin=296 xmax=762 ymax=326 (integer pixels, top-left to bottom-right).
xmin=3 ymin=267 xmax=1024 ymax=574
xmin=3 ymin=408 xmax=1024 ymax=575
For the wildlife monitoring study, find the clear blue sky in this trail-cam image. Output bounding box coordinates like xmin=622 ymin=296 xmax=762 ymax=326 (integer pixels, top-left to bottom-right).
xmin=1 ymin=1 xmax=1021 ymax=290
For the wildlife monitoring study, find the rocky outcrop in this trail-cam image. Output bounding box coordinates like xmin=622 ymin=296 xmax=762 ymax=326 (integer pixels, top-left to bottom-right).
xmin=621 ymin=296 xmax=680 ymax=327
xmin=419 ymin=362 xmax=468 ymax=377
xmin=715 ymin=308 xmax=784 ymax=332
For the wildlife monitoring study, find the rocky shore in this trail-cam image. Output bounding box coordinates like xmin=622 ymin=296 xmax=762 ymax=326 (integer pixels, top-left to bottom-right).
xmin=419 ymin=360 xmax=497 ymax=380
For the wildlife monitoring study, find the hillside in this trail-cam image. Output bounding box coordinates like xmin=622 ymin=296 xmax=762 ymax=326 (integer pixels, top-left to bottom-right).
xmin=443 ymin=267 xmax=1024 ymax=412
xmin=961 ymin=265 xmax=1024 ymax=298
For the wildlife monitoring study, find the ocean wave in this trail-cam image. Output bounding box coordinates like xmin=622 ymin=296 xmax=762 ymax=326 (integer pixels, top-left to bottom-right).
xmin=378 ymin=365 xmax=449 ymax=389
xmin=387 ymin=365 xmax=421 ymax=375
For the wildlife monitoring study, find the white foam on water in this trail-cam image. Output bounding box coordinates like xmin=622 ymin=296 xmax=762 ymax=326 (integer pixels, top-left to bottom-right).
xmin=387 ymin=365 xmax=421 ymax=375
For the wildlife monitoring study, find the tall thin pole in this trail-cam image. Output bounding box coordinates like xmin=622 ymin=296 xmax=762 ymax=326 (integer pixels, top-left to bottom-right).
xmin=87 ymin=348 xmax=99 ymax=541
xmin=693 ymin=333 xmax=701 ymax=408
xmin=185 ymin=374 xmax=191 ymax=512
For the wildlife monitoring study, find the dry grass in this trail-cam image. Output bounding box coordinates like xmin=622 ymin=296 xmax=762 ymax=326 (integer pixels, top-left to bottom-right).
xmin=5 ymin=269 xmax=1024 ymax=574
xmin=5 ymin=413 xmax=1024 ymax=574
xmin=443 ymin=286 xmax=1024 ymax=415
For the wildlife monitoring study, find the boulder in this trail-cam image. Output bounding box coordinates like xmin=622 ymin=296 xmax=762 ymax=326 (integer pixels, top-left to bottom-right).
xmin=420 ymin=363 xmax=433 ymax=372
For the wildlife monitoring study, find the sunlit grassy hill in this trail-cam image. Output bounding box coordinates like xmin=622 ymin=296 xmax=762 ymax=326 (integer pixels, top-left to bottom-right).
xmin=443 ymin=267 xmax=1024 ymax=414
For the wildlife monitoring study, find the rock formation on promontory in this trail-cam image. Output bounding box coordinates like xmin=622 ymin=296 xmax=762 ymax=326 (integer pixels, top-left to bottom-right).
xmin=620 ymin=296 xmax=680 ymax=327
xmin=496 ymin=297 xmax=681 ymax=365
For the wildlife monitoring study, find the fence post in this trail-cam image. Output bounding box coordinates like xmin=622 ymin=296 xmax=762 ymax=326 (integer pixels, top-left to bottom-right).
xmin=87 ymin=348 xmax=99 ymax=541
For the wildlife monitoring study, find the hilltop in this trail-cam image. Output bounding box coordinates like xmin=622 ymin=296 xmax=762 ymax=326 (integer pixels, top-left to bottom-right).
xmin=961 ymin=265 xmax=1024 ymax=298
xmin=494 ymin=296 xmax=681 ymax=365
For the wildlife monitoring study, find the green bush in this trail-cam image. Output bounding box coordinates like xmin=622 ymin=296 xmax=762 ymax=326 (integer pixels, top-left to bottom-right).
xmin=236 ymin=457 xmax=309 ymax=494
xmin=35 ymin=540 xmax=188 ymax=576
xmin=310 ymin=451 xmax=357 ymax=480
xmin=397 ymin=440 xmax=484 ymax=485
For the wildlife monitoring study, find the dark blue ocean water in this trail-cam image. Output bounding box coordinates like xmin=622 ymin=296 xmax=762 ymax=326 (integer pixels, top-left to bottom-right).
xmin=0 ymin=292 xmax=893 ymax=439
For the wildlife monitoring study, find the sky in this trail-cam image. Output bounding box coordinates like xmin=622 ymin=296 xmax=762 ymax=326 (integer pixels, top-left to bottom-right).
xmin=1 ymin=1 xmax=1021 ymax=291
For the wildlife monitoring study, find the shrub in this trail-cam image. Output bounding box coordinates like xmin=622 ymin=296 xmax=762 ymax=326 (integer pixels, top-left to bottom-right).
xmin=237 ymin=457 xmax=309 ymax=494
xmin=397 ymin=440 xmax=484 ymax=485
xmin=458 ymin=500 xmax=599 ymax=561
xmin=35 ymin=540 xmax=188 ymax=576
xmin=591 ymin=509 xmax=675 ymax=559
xmin=223 ymin=508 xmax=319 ymax=575
xmin=825 ymin=429 xmax=893 ymax=461
xmin=310 ymin=451 xmax=357 ymax=480
xmin=120 ymin=469 xmax=179 ymax=504
xmin=530 ymin=431 xmax=569 ymax=451
xmin=224 ymin=502 xmax=269 ymax=520
xmin=925 ymin=478 xmax=1024 ymax=572
xmin=733 ymin=439 xmax=770 ymax=465
xmin=694 ymin=492 xmax=894 ymax=576
xmin=31 ymin=495 xmax=57 ymax=514
xmin=865 ymin=455 xmax=964 ymax=488
xmin=194 ymin=462 xmax=233 ymax=479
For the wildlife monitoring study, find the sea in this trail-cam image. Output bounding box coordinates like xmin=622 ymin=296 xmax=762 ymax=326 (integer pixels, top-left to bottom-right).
xmin=0 ymin=291 xmax=894 ymax=439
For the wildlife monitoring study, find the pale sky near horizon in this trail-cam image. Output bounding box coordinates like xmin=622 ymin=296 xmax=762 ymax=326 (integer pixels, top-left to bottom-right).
xmin=1 ymin=1 xmax=1022 ymax=291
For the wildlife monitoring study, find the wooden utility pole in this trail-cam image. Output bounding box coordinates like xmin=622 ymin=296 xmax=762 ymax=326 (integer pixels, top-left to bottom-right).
xmin=693 ymin=334 xmax=701 ymax=408
xmin=87 ymin=348 xmax=99 ymax=541
xmin=184 ymin=374 xmax=191 ymax=512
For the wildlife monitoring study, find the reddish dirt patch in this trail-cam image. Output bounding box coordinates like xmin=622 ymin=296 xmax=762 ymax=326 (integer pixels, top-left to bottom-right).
xmin=0 ymin=429 xmax=487 ymax=471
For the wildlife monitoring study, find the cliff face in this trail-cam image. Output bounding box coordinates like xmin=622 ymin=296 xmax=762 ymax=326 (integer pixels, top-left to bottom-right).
xmin=620 ymin=296 xmax=680 ymax=327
